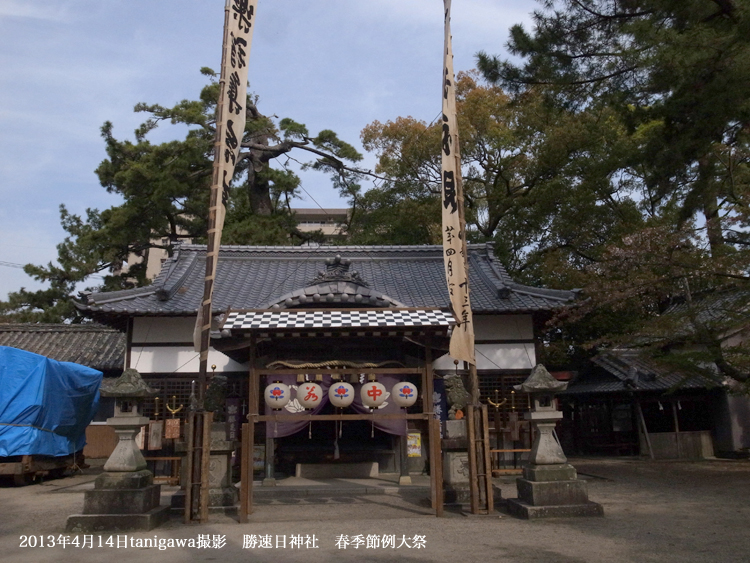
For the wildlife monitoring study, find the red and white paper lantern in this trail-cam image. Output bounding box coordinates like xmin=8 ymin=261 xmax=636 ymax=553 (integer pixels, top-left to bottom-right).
xmin=392 ymin=381 xmax=418 ymax=408
xmin=328 ymin=381 xmax=355 ymax=408
xmin=361 ymin=381 xmax=387 ymax=409
xmin=264 ymin=382 xmax=290 ymax=410
xmin=296 ymin=382 xmax=323 ymax=410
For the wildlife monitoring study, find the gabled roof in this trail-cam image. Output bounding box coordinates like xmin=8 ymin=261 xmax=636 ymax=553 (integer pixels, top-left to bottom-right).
xmin=77 ymin=243 xmax=576 ymax=318
xmin=0 ymin=323 xmax=125 ymax=372
xmin=562 ymin=350 xmax=710 ymax=395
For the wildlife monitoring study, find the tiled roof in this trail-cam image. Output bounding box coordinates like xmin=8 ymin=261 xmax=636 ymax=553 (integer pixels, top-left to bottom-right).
xmin=77 ymin=243 xmax=576 ymax=317
xmin=562 ymin=350 xmax=710 ymax=395
xmin=663 ymin=287 xmax=750 ymax=330
xmin=0 ymin=324 xmax=125 ymax=371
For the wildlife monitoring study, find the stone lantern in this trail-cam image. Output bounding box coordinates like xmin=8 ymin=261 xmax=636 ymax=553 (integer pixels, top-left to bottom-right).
xmin=66 ymin=369 xmax=170 ymax=532
xmin=101 ymin=369 xmax=155 ymax=472
xmin=520 ymin=365 xmax=568 ymax=467
xmin=506 ymin=364 xmax=603 ymax=519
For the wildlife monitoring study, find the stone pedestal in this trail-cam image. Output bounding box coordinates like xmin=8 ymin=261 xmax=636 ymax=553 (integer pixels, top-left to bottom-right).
xmin=172 ymin=423 xmax=238 ymax=510
xmin=442 ymin=420 xmax=471 ymax=504
xmin=506 ymin=464 xmax=603 ymax=519
xmin=66 ymin=470 xmax=170 ymax=532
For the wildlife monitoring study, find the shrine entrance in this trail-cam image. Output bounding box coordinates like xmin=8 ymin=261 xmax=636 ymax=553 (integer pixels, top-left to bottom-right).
xmin=215 ymin=307 xmax=451 ymax=520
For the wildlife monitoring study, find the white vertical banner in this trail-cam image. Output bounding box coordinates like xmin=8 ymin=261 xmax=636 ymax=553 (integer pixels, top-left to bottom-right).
xmin=441 ymin=0 xmax=475 ymax=365
xmin=194 ymin=0 xmax=258 ymax=355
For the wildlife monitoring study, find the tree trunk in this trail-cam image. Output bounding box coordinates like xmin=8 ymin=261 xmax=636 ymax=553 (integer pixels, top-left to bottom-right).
xmin=698 ymin=158 xmax=725 ymax=256
xmin=246 ymin=163 xmax=273 ymax=216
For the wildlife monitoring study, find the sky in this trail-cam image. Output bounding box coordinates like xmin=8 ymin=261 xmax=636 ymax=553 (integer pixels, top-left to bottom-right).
xmin=0 ymin=0 xmax=536 ymax=300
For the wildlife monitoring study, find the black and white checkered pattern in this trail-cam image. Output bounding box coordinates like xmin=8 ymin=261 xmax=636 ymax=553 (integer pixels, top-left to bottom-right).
xmin=223 ymin=309 xmax=454 ymax=331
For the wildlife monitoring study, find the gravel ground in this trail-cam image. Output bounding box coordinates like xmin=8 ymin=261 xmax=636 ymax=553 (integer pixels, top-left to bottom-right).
xmin=1 ymin=457 xmax=749 ymax=563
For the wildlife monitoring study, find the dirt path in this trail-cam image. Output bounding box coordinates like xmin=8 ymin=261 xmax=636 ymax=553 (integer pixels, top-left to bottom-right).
xmin=1 ymin=458 xmax=748 ymax=563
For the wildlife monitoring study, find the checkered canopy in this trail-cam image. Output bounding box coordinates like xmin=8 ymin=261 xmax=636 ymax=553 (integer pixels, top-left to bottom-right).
xmin=222 ymin=308 xmax=454 ymax=335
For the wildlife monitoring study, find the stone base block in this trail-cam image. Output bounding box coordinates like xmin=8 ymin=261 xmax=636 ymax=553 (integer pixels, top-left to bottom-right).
xmin=169 ymin=487 xmax=239 ymax=509
xmin=443 ymin=483 xmax=471 ymax=505
xmin=95 ymin=470 xmax=153 ymax=490
xmin=445 ymin=484 xmax=502 ymax=508
xmin=295 ymin=462 xmax=378 ymax=479
xmin=66 ymin=505 xmax=171 ymax=533
xmin=442 ymin=451 xmax=470 ymax=485
xmin=444 ymin=420 xmax=467 ymax=439
xmin=516 ymin=478 xmax=590 ymax=506
xmin=171 ymin=487 xmax=240 ymax=509
xmin=522 ymin=464 xmax=577 ymax=482
xmin=83 ymin=484 xmax=161 ymax=515
xmin=398 ymin=475 xmax=412 ymax=486
xmin=505 ymin=498 xmax=603 ymax=519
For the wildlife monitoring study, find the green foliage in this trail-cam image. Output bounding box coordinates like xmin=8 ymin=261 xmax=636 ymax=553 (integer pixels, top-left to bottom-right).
xmin=0 ymin=70 xmax=365 ymax=323
xmin=474 ymin=0 xmax=750 ymax=385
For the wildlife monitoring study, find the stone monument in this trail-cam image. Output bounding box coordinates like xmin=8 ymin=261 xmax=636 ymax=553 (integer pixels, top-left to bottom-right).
xmin=506 ymin=364 xmax=603 ymax=518
xmin=171 ymin=423 xmax=238 ymax=511
xmin=171 ymin=376 xmax=238 ymax=511
xmin=66 ymin=369 xmax=170 ymax=532
xmin=441 ymin=371 xmax=472 ymax=504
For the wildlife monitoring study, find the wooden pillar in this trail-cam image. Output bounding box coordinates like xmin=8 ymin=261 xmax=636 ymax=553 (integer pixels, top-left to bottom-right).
xmin=184 ymin=411 xmax=194 ymax=524
xmin=264 ymin=437 xmax=275 ymax=485
xmin=199 ymin=411 xmax=212 ymax=523
xmin=240 ymin=336 xmax=257 ymax=521
xmin=431 ymin=417 xmax=444 ymax=516
xmin=672 ymin=400 xmax=681 ymax=459
xmin=635 ymin=400 xmax=654 ymax=460
xmin=398 ymin=434 xmax=411 ymax=485
xmin=239 ymin=422 xmax=250 ymax=522
xmin=467 ymin=404 xmax=479 ymax=514
xmin=424 ymin=338 xmax=442 ymax=516
xmin=481 ymin=404 xmax=493 ymax=513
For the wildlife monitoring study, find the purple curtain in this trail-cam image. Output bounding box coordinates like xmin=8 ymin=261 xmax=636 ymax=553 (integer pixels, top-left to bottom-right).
xmin=264 ymin=374 xmax=408 ymax=438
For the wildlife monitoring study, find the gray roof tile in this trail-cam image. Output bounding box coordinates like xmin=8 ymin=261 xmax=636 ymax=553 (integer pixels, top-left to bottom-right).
xmin=562 ymin=350 xmax=710 ymax=395
xmin=78 ymin=243 xmax=575 ymax=317
xmin=0 ymin=323 xmax=124 ymax=371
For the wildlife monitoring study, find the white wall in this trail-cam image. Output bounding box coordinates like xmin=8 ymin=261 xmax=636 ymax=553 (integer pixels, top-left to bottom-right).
xmin=130 ymin=316 xmax=246 ymax=374
xmin=132 ymin=317 xmax=195 ymax=343
xmin=434 ymin=314 xmax=536 ymax=370
xmin=128 ymin=346 xmax=246 ymax=374
xmin=474 ymin=314 xmax=534 ymax=341
xmin=129 ymin=314 xmax=537 ymax=374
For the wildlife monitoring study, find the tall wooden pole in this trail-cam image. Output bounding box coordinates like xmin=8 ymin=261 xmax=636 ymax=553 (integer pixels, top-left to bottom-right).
xmin=191 ymin=0 xmax=257 ymax=522
xmin=197 ymin=0 xmax=232 ymax=408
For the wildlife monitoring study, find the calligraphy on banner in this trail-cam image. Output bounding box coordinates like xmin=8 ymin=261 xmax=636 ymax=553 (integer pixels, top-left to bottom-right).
xmin=441 ymin=0 xmax=475 ymax=365
xmin=195 ymin=0 xmax=258 ymax=355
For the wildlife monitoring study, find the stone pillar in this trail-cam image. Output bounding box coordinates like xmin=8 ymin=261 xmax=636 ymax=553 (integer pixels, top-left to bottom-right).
xmin=172 ymin=422 xmax=238 ymax=510
xmin=442 ymin=419 xmax=470 ymax=504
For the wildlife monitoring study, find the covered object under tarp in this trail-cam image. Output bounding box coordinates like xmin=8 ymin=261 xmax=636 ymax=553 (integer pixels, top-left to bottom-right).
xmin=0 ymin=346 xmax=102 ymax=457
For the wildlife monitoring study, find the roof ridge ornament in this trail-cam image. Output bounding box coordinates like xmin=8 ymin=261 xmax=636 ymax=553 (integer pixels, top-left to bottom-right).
xmin=309 ymin=254 xmax=369 ymax=287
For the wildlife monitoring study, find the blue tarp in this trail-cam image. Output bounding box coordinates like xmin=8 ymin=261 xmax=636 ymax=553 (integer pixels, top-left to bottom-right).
xmin=0 ymin=346 xmax=102 ymax=457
